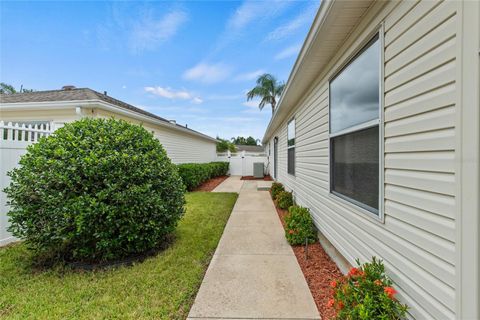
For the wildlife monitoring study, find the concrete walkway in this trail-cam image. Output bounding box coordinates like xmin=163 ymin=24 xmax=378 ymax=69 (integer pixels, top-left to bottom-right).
xmin=212 ymin=175 xmax=244 ymax=193
xmin=188 ymin=176 xmax=320 ymax=320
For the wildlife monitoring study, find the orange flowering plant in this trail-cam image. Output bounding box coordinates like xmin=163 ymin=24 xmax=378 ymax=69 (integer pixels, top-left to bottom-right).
xmin=329 ymin=257 xmax=408 ymax=319
xmin=284 ymin=205 xmax=317 ymax=245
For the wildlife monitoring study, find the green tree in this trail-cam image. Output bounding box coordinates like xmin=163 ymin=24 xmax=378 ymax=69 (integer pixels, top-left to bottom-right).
xmin=0 ymin=82 xmax=34 ymax=94
xmin=216 ymin=137 xmax=236 ymax=152
xmin=245 ymin=136 xmax=257 ymax=146
xmin=0 ymin=83 xmax=16 ymax=94
xmin=231 ymin=136 xmax=258 ymax=146
xmin=246 ymin=73 xmax=285 ymax=114
xmin=231 ymin=136 xmax=246 ymax=145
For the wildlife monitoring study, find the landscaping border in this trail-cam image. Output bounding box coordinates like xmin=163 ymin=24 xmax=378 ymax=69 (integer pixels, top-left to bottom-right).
xmin=273 ymin=199 xmax=343 ymax=320
xmin=193 ymin=175 xmax=229 ymax=192
xmin=240 ymin=175 xmax=273 ymax=181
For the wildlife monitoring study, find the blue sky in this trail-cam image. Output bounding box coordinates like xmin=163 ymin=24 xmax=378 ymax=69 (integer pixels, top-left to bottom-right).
xmin=1 ymin=1 xmax=319 ymax=140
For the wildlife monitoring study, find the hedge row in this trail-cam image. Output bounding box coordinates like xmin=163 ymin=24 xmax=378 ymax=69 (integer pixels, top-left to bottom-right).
xmin=177 ymin=162 xmax=229 ymax=191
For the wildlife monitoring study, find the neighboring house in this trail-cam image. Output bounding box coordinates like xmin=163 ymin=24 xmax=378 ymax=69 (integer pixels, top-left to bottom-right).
xmin=263 ymin=1 xmax=479 ymax=319
xmin=234 ymin=145 xmax=265 ymax=153
xmin=0 ymin=86 xmax=217 ymax=163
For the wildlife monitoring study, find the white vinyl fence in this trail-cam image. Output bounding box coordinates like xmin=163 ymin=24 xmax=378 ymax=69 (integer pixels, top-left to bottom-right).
xmin=0 ymin=121 xmax=53 ymax=245
xmin=216 ymin=150 xmax=269 ymax=176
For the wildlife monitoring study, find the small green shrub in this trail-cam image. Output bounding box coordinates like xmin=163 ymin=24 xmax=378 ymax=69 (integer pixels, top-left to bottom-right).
xmin=5 ymin=118 xmax=185 ymax=262
xmin=284 ymin=206 xmax=317 ymax=245
xmin=177 ymin=162 xmax=229 ymax=191
xmin=270 ymin=182 xmax=284 ymax=200
xmin=277 ymin=191 xmax=293 ymax=209
xmin=329 ymin=257 xmax=408 ymax=319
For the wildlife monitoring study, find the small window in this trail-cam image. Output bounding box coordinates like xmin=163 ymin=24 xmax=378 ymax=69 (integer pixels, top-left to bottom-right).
xmin=287 ymin=118 xmax=295 ymax=175
xmin=329 ymin=34 xmax=381 ymax=215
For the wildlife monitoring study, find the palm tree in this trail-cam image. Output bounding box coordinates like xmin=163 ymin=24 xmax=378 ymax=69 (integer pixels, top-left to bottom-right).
xmin=246 ymin=73 xmax=285 ymax=114
xmin=0 ymin=83 xmax=17 ymax=94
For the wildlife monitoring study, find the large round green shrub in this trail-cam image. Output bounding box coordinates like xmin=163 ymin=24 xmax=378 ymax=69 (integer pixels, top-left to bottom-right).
xmin=5 ymin=118 xmax=185 ymax=262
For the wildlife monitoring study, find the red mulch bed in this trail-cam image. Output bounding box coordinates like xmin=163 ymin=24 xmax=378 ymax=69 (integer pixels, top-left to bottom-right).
xmin=240 ymin=175 xmax=273 ymax=181
xmin=193 ymin=175 xmax=229 ymax=192
xmin=274 ymin=198 xmax=343 ymax=320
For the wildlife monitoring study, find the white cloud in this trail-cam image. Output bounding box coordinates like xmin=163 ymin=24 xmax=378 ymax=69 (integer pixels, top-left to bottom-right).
xmin=191 ymin=97 xmax=203 ymax=104
xmin=227 ymin=1 xmax=291 ymax=31
xmin=227 ymin=1 xmax=264 ymax=30
xmin=243 ymin=108 xmax=264 ymax=114
xmin=206 ymin=93 xmax=243 ymax=101
xmin=183 ymin=62 xmax=232 ymax=84
xmin=235 ymin=69 xmax=265 ymax=81
xmin=265 ymin=3 xmax=319 ymax=41
xmin=144 ymin=86 xmax=202 ymax=104
xmin=212 ymin=0 xmax=292 ymax=52
xmin=130 ymin=10 xmax=187 ymax=52
xmin=243 ymin=100 xmax=260 ymax=108
xmin=275 ymin=43 xmax=302 ymax=60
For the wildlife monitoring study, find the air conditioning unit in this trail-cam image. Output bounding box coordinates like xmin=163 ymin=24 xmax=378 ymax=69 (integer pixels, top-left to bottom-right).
xmin=253 ymin=162 xmax=264 ymax=178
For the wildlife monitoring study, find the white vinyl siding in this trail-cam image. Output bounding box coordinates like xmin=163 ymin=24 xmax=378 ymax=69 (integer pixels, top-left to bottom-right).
xmin=269 ymin=1 xmax=459 ymax=318
xmin=93 ymin=109 xmax=216 ymax=164
xmin=151 ymin=127 xmax=216 ymax=164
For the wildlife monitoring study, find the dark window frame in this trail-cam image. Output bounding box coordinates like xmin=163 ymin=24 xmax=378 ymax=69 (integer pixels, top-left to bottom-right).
xmin=328 ymin=28 xmax=384 ymax=221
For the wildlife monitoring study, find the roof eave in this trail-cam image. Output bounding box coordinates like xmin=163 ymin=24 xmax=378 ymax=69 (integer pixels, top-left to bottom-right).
xmin=262 ymin=0 xmax=334 ymax=144
xmin=1 ymin=100 xmax=218 ymax=143
xmin=262 ymin=0 xmax=374 ymax=144
xmin=93 ymin=101 xmax=218 ymax=143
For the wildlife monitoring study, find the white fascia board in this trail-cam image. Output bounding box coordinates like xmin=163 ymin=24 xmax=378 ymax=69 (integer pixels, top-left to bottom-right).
xmin=0 ymin=100 xmax=96 ymax=110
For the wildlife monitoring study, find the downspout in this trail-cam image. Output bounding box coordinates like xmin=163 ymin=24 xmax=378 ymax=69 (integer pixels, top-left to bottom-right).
xmin=75 ymin=106 xmax=84 ymax=118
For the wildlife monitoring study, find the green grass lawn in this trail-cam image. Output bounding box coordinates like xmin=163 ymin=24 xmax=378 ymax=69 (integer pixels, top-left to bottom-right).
xmin=0 ymin=192 xmax=238 ymax=320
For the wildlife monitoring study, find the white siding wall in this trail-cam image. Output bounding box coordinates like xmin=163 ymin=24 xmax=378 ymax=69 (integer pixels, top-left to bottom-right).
xmin=93 ymin=109 xmax=216 ymax=164
xmin=152 ymin=128 xmax=216 ymax=164
xmin=0 ymin=108 xmax=80 ymax=129
xmin=269 ymin=1 xmax=460 ymax=318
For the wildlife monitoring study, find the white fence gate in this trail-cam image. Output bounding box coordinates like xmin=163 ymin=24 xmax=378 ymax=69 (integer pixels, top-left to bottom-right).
xmin=0 ymin=121 xmax=52 ymax=245
xmin=216 ymin=150 xmax=269 ymax=176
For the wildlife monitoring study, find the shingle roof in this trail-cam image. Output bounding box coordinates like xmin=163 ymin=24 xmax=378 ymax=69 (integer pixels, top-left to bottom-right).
xmin=0 ymin=88 xmax=216 ymax=141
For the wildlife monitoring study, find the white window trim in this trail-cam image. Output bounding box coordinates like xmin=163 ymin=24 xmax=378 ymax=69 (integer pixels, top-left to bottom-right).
xmin=273 ymin=136 xmax=279 ymax=180
xmin=287 ymin=117 xmax=296 ymax=176
xmin=327 ymin=24 xmax=385 ymax=223
xmin=329 ymin=118 xmax=380 ymax=138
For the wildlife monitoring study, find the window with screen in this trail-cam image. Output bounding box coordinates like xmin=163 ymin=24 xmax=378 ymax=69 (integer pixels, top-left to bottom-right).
xmin=329 ymin=34 xmax=380 ymax=214
xmin=287 ymin=118 xmax=295 ymax=175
